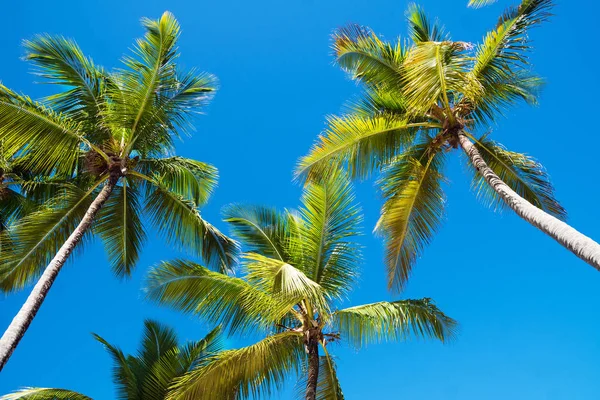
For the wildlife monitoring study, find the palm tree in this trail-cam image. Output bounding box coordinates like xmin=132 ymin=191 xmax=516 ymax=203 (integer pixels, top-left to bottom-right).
xmin=296 ymin=0 xmax=600 ymax=291
xmin=145 ymin=173 xmax=456 ymax=400
xmin=0 ymin=320 xmax=223 ymax=400
xmin=0 ymin=12 xmax=238 ymax=370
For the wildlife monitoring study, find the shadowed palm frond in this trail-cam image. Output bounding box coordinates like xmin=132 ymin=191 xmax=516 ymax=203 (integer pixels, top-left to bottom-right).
xmin=406 ymin=3 xmax=447 ymax=43
xmin=223 ymin=204 xmax=294 ymax=262
xmin=96 ymin=178 xmax=146 ymax=278
xmin=468 ymin=134 xmax=566 ymax=219
xmin=334 ymin=298 xmax=457 ymax=348
xmin=0 ymin=181 xmax=104 ymax=292
xmin=375 ymin=139 xmax=446 ymax=291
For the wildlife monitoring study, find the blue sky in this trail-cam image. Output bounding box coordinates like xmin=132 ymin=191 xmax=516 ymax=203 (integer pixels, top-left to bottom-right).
xmin=1 ymin=0 xmax=600 ymax=398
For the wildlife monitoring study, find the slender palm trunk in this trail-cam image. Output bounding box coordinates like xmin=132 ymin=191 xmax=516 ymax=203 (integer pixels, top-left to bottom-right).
xmin=458 ymin=133 xmax=600 ymax=270
xmin=305 ymin=333 xmax=319 ymax=400
xmin=0 ymin=178 xmax=118 ymax=371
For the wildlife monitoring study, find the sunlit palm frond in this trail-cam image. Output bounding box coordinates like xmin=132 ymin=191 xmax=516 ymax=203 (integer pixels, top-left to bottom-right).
xmin=168 ymin=332 xmax=304 ymax=400
xmin=145 ymin=259 xmax=276 ymax=333
xmin=143 ymin=177 xmax=238 ymax=273
xmin=0 ymin=388 xmax=91 ymax=400
xmin=403 ymin=41 xmax=473 ymax=113
xmin=0 ymin=84 xmax=91 ymax=178
xmin=0 ymin=181 xmax=104 ymax=292
xmin=177 ymin=326 xmax=224 ymax=373
xmin=406 ymin=3 xmax=447 ymax=43
xmin=23 ymin=34 xmax=109 ymax=141
xmin=343 ymin=87 xmax=408 ymax=119
xmin=110 ymin=11 xmax=181 ymax=154
xmin=468 ymin=134 xmax=566 ymax=219
xmin=297 ymin=172 xmax=362 ymax=299
xmin=95 ymin=178 xmax=146 ymax=278
xmin=466 ymin=0 xmax=552 ymax=122
xmin=136 ymin=157 xmax=218 ymax=206
xmin=468 ymin=0 xmax=498 ymax=7
xmin=223 ymin=204 xmax=294 ymax=263
xmin=333 ymin=24 xmax=406 ymax=88
xmin=296 ymin=114 xmax=433 ymax=182
xmin=244 ymin=253 xmax=328 ymax=316
xmin=375 ymin=139 xmax=446 ymax=291
xmin=131 ymin=70 xmax=217 ymax=156
xmin=334 ymin=298 xmax=457 ymax=348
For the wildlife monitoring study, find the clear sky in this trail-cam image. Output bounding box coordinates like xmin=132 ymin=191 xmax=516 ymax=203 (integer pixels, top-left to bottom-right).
xmin=1 ymin=0 xmax=599 ymax=399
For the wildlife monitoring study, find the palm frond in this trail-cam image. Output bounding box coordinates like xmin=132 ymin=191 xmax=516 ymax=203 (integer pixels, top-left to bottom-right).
xmin=143 ymin=177 xmax=237 ymax=273
xmin=468 ymin=134 xmax=566 ymax=219
xmin=0 ymin=388 xmax=91 ymax=400
xmin=244 ymin=253 xmax=327 ymax=316
xmin=297 ymin=172 xmax=362 ymax=299
xmin=295 ymin=352 xmax=345 ymax=400
xmin=0 ymin=181 xmax=103 ymax=292
xmin=93 ymin=333 xmax=140 ymax=400
xmin=468 ymin=0 xmax=498 ymax=7
xmin=296 ymin=114 xmax=432 ymax=182
xmin=0 ymin=84 xmax=90 ymax=177
xmin=136 ymin=157 xmax=218 ymax=206
xmin=177 ymin=326 xmax=224 ymax=373
xmin=334 ymin=298 xmax=457 ymax=348
xmin=375 ymin=139 xmax=446 ymax=291
xmin=403 ymin=41 xmax=473 ymax=113
xmin=144 ymin=259 xmax=277 ymax=333
xmin=167 ymin=332 xmax=304 ymax=400
xmin=95 ymin=178 xmax=146 ymax=277
xmin=406 ymin=3 xmax=447 ymax=43
xmin=466 ymin=0 xmax=552 ymax=123
xmin=23 ymin=34 xmax=110 ymax=142
xmin=223 ymin=204 xmax=294 ymax=263
xmin=332 ymin=24 xmax=406 ymax=88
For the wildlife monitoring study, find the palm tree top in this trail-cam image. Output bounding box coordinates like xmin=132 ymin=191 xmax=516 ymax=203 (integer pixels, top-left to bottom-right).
xmin=145 ymin=173 xmax=456 ymax=399
xmin=295 ymin=0 xmax=562 ymax=291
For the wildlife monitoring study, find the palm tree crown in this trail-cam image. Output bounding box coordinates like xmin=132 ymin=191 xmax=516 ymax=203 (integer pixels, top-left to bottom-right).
xmin=0 ymin=320 xmax=223 ymax=400
xmin=145 ymin=173 xmax=456 ymax=399
xmin=295 ymin=0 xmax=599 ymax=291
xmin=0 ymin=12 xmax=237 ymax=289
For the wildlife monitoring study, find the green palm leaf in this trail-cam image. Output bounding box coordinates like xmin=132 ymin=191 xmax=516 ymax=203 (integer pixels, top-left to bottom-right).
xmin=145 ymin=259 xmax=277 ymax=333
xmin=334 ymin=298 xmax=457 ymax=348
xmin=375 ymin=140 xmax=446 ymax=291
xmin=297 ymin=173 xmax=362 ymax=299
xmin=468 ymin=135 xmax=566 ymax=219
xmin=0 ymin=181 xmax=103 ymax=292
xmin=168 ymin=332 xmax=304 ymax=400
xmin=406 ymin=3 xmax=447 ymax=43
xmin=0 ymin=388 xmax=91 ymax=400
xmin=96 ymin=178 xmax=146 ymax=277
xmin=468 ymin=0 xmax=498 ymax=7
xmin=296 ymin=114 xmax=433 ymax=181
xmin=143 ymin=177 xmax=237 ymax=273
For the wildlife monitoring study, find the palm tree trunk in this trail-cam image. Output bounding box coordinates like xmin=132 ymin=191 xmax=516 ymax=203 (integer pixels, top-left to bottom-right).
xmin=305 ymin=333 xmax=319 ymax=400
xmin=0 ymin=178 xmax=118 ymax=371
xmin=458 ymin=133 xmax=600 ymax=270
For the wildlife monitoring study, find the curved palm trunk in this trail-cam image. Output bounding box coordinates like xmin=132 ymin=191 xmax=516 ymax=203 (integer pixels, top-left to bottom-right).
xmin=458 ymin=133 xmax=600 ymax=270
xmin=0 ymin=178 xmax=118 ymax=371
xmin=305 ymin=333 xmax=319 ymax=400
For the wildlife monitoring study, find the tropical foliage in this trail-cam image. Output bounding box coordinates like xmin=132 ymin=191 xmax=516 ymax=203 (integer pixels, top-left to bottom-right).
xmin=0 ymin=320 xmax=223 ymax=400
xmin=145 ymin=173 xmax=457 ymax=399
xmin=295 ymin=0 xmax=600 ymax=291
xmin=0 ymin=12 xmax=238 ymax=369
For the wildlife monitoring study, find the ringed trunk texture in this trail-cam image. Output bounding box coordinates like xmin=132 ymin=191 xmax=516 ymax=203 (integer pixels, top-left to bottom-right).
xmin=458 ymin=133 xmax=600 ymax=270
xmin=305 ymin=333 xmax=320 ymax=400
xmin=0 ymin=178 xmax=118 ymax=372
